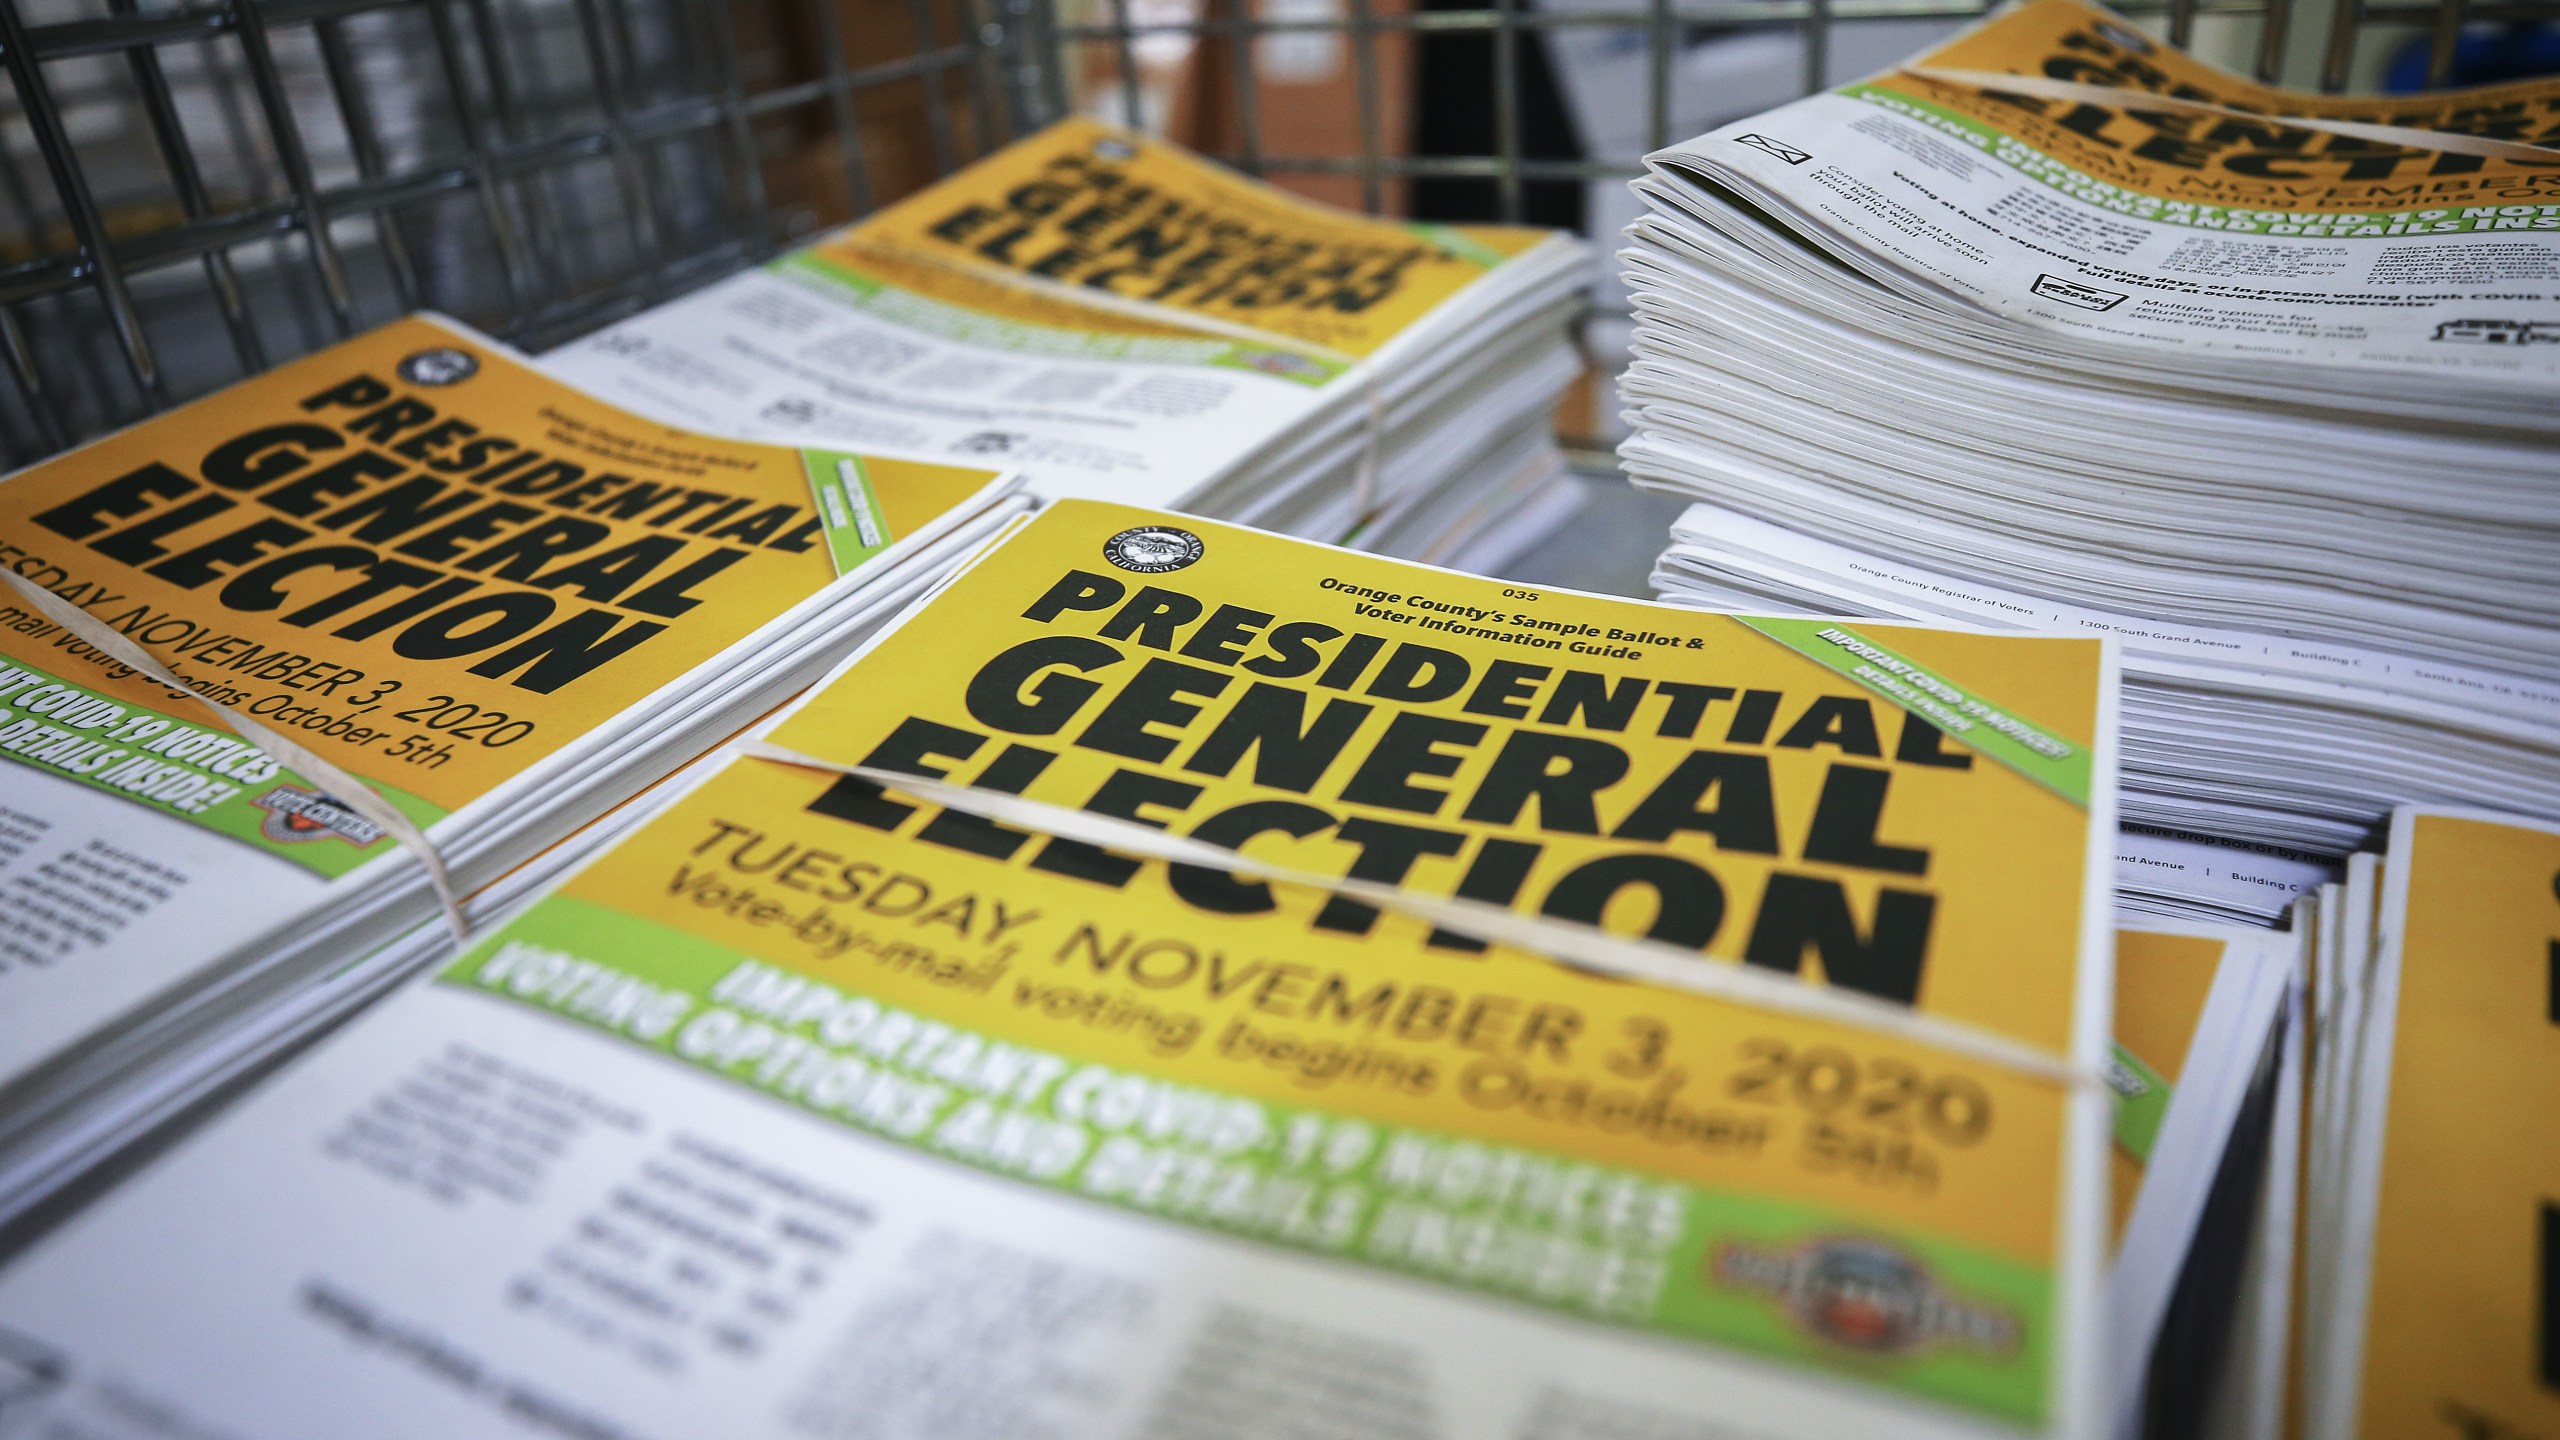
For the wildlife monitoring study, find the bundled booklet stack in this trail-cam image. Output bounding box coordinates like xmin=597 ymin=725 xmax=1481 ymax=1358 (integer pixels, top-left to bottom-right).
xmin=548 ymin=118 xmax=1591 ymax=572
xmin=0 ymin=315 xmax=1023 ymax=1225
xmin=2283 ymin=809 xmax=2559 ymax=1440
xmin=1614 ymin=0 xmax=2560 ymax=875
xmin=0 ymin=498 xmax=2180 ymax=1438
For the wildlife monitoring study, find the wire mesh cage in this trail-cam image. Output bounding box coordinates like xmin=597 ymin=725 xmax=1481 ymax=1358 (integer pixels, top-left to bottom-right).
xmin=0 ymin=0 xmax=2546 ymax=467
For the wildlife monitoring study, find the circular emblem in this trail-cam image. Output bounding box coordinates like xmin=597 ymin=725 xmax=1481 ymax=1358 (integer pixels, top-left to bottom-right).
xmin=2093 ymin=20 xmax=2154 ymax=52
xmin=397 ymin=347 xmax=479 ymax=386
xmin=1791 ymin=1241 xmax=1927 ymax=1351
xmin=1102 ymin=525 xmax=1204 ymax=574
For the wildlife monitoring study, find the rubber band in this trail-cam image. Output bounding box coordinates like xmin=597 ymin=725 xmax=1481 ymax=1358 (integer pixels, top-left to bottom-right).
xmin=1 ymin=570 xmax=469 ymax=943
xmin=735 ymin=740 xmax=2104 ymax=1089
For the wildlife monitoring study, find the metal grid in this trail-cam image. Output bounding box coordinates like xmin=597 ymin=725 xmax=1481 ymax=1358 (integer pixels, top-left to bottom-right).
xmin=0 ymin=0 xmax=2544 ymax=464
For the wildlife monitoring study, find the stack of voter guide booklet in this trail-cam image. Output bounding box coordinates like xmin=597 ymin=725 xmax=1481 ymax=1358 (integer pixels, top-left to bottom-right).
xmin=1616 ymin=0 xmax=2560 ymax=879
xmin=0 ymin=498 xmax=2141 ymax=1438
xmin=546 ymin=118 xmax=1592 ymax=573
xmin=2285 ymin=809 xmax=2559 ymax=1440
xmin=0 ymin=314 xmax=1024 ymax=1227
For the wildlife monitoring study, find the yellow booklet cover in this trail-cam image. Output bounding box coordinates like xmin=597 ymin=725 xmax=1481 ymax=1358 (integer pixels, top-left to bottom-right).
xmin=847 ymin=117 xmax=1555 ymax=358
xmin=2108 ymin=928 xmax=2226 ymax=1247
xmin=0 ymin=313 xmax=1007 ymax=875
xmin=2344 ymin=808 xmax=2560 ymax=1440
xmin=429 ymin=500 xmax=2121 ymax=1431
xmin=1884 ymin=0 xmax=2560 ymax=220
xmin=0 ymin=312 xmax=1015 ymax=1101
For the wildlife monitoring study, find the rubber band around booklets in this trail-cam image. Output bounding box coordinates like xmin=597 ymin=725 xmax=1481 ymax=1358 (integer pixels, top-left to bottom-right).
xmin=1901 ymin=68 xmax=2560 ymax=163
xmin=735 ymin=739 xmax=2104 ymax=1089
xmin=0 ymin=568 xmax=470 ymax=943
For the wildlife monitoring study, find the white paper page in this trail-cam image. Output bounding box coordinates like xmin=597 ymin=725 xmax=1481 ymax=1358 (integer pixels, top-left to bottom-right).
xmin=0 ymin=984 xmax=2021 ymax=1440
xmin=547 ymin=263 xmax=1340 ymax=509
xmin=1651 ymin=90 xmax=2560 ymax=383
xmin=0 ymin=763 xmax=331 ymax=1085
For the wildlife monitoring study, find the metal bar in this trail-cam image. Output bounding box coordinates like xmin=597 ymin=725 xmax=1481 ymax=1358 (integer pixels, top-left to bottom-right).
xmin=506 ymin=235 xmax=758 ymax=348
xmin=959 ymin=0 xmax=1007 ymax=153
xmin=20 ymin=9 xmax=236 ymax=60
xmin=0 ymin=38 xmax=1013 ymax=312
xmin=597 ymin=0 xmax=659 ymax=114
xmin=546 ymin=14 xmax=631 ymax=279
xmin=266 ymin=231 xmax=329 ymax=352
xmin=2424 ymin=0 xmax=2468 ymax=84
xmin=1226 ymin=0 xmax=1263 ymax=174
xmin=1012 ymin=0 xmax=1068 ymax=127
xmin=0 ymin=305 xmax=67 ymax=455
xmin=195 ymin=32 xmax=277 ymax=208
xmin=599 ymin=0 xmax=690 ymax=259
xmin=313 ymin=12 xmax=422 ymax=312
xmin=2320 ymin=0 xmax=2360 ymax=89
xmin=0 ymin=196 xmax=371 ymax=303
xmin=503 ymin=9 xmax=612 ymax=288
xmin=1346 ymin=0 xmax=1385 ymax=213
xmin=2167 ymin=0 xmax=2199 ymax=51
xmin=567 ymin=0 xmax=676 ymax=284
xmin=18 ymin=0 xmax=422 ymax=62
xmin=107 ymin=0 xmax=266 ymax=372
xmin=990 ymin=0 xmax=1026 ymax=136
xmin=0 ymin=130 xmax=49 ymax=257
xmin=0 ymin=0 xmax=167 ymax=404
xmin=905 ymin=0 xmax=964 ymax=172
xmin=463 ymin=0 xmax=571 ymax=298
xmin=2253 ymin=0 xmax=2294 ymax=80
xmin=55 ymin=288 xmax=134 ymax=425
xmin=696 ymin=0 xmax=775 ymax=253
xmin=421 ymin=0 xmax=537 ymax=319
xmin=228 ymin=0 xmax=362 ymax=335
xmin=1031 ymin=0 xmax=1073 ymax=123
xmin=990 ymin=0 xmax=1040 ymax=139
xmin=807 ymin=0 xmax=881 ymax=215
xmin=1493 ymin=0 xmax=1524 ymax=221
xmin=1104 ymin=0 xmax=1146 ymax=129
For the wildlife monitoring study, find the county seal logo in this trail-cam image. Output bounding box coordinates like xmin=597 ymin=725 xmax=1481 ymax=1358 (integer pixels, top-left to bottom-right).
xmin=396 ymin=347 xmax=479 ymax=387
xmin=1102 ymin=525 xmax=1206 ymax=574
